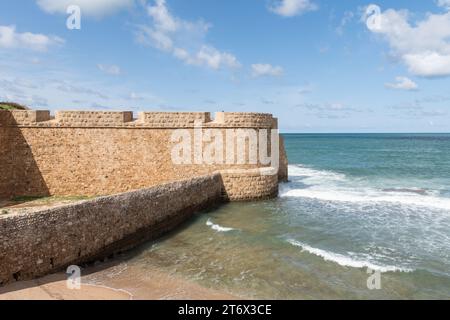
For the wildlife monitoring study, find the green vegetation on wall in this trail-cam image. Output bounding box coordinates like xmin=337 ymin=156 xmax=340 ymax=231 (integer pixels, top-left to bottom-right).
xmin=0 ymin=102 xmax=29 ymax=110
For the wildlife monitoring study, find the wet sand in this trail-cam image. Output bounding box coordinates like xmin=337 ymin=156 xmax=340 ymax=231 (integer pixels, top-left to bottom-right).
xmin=0 ymin=262 xmax=238 ymax=300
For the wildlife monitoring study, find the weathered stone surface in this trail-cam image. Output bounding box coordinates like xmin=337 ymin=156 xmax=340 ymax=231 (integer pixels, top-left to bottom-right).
xmin=0 ymin=174 xmax=222 ymax=285
xmin=221 ymin=168 xmax=279 ymax=201
xmin=279 ymin=135 xmax=289 ymax=182
xmin=0 ymin=110 xmax=288 ymax=198
xmin=0 ymin=110 xmax=289 ymax=285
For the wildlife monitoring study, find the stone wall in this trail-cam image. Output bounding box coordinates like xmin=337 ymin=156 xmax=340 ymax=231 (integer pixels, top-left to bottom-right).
xmin=278 ymin=135 xmax=289 ymax=182
xmin=221 ymin=168 xmax=279 ymax=201
xmin=0 ymin=174 xmax=223 ymax=285
xmin=0 ymin=110 xmax=289 ymax=285
xmin=0 ymin=126 xmax=11 ymax=197
xmin=0 ymin=110 xmax=288 ymax=200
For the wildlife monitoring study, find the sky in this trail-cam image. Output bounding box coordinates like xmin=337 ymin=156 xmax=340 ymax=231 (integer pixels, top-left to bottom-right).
xmin=1 ymin=0 xmax=450 ymax=133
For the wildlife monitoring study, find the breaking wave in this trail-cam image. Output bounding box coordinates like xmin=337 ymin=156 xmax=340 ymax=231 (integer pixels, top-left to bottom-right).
xmin=287 ymin=239 xmax=414 ymax=273
xmin=206 ymin=219 xmax=236 ymax=232
xmin=280 ymin=165 xmax=450 ymax=211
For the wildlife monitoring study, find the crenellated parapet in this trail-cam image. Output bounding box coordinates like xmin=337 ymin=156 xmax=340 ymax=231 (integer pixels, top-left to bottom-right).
xmin=0 ymin=110 xmax=278 ymax=129
xmin=213 ymin=112 xmax=275 ymax=128
xmin=0 ymin=110 xmax=51 ymax=126
xmin=136 ymin=112 xmax=212 ymax=127
xmin=55 ymin=111 xmax=134 ymax=126
xmin=0 ymin=109 xmax=287 ymax=200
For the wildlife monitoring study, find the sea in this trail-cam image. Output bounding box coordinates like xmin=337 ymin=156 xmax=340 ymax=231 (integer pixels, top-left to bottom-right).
xmin=101 ymin=134 xmax=450 ymax=299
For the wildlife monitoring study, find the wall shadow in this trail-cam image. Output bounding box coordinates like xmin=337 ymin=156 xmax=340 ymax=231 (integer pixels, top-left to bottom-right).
xmin=0 ymin=111 xmax=49 ymax=199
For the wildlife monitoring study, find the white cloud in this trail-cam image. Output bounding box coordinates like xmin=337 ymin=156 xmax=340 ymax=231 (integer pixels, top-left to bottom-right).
xmin=194 ymin=46 xmax=240 ymax=69
xmin=36 ymin=0 xmax=134 ymax=17
xmin=137 ymin=0 xmax=240 ymax=70
xmin=0 ymin=77 xmax=47 ymax=106
xmin=55 ymin=82 xmax=109 ymax=99
xmin=147 ymin=0 xmax=178 ymax=32
xmin=366 ymin=5 xmax=450 ymax=77
xmin=269 ymin=0 xmax=317 ymax=17
xmin=385 ymin=76 xmax=418 ymax=91
xmin=0 ymin=92 xmax=48 ymax=107
xmin=403 ymin=52 xmax=450 ymax=77
xmin=251 ymin=64 xmax=284 ymax=77
xmin=329 ymin=102 xmax=344 ymax=110
xmin=336 ymin=11 xmax=354 ymax=35
xmin=0 ymin=67 xmax=166 ymax=111
xmin=437 ymin=0 xmax=450 ymax=11
xmin=97 ymin=64 xmax=122 ymax=75
xmin=129 ymin=92 xmax=144 ymax=100
xmin=0 ymin=25 xmax=63 ymax=51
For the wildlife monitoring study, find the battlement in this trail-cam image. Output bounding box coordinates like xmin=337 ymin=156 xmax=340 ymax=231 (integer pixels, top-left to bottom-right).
xmin=136 ymin=112 xmax=212 ymax=127
xmin=0 ymin=110 xmax=51 ymax=126
xmin=213 ymin=112 xmax=276 ymax=128
xmin=0 ymin=110 xmax=277 ymax=128
xmin=0 ymin=108 xmax=287 ymax=200
xmin=55 ymin=111 xmax=133 ymax=126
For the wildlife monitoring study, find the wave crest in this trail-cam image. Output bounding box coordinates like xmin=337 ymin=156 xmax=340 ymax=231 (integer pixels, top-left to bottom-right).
xmin=281 ymin=165 xmax=450 ymax=211
xmin=287 ymin=239 xmax=414 ymax=273
xmin=206 ymin=219 xmax=236 ymax=232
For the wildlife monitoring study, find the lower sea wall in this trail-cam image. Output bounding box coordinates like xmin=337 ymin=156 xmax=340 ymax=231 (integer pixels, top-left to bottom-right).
xmin=0 ymin=174 xmax=223 ymax=285
xmin=221 ymin=168 xmax=279 ymax=201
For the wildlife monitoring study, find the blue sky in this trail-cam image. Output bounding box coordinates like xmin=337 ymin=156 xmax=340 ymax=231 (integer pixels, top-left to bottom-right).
xmin=1 ymin=0 xmax=450 ymax=132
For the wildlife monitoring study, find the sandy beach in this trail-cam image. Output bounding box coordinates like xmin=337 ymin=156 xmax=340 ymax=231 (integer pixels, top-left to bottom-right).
xmin=0 ymin=262 xmax=238 ymax=300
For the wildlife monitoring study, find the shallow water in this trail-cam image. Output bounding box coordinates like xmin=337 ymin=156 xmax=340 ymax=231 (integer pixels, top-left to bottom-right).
xmin=115 ymin=134 xmax=450 ymax=299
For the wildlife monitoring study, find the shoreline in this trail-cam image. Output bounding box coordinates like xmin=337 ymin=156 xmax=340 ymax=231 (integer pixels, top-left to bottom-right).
xmin=0 ymin=262 xmax=239 ymax=300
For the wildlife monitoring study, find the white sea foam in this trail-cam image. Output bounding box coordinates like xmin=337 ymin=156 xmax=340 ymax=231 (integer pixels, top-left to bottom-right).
xmin=206 ymin=219 xmax=236 ymax=232
xmin=287 ymin=239 xmax=414 ymax=273
xmin=287 ymin=165 xmax=346 ymax=182
xmin=281 ymin=165 xmax=450 ymax=211
xmin=281 ymin=188 xmax=450 ymax=211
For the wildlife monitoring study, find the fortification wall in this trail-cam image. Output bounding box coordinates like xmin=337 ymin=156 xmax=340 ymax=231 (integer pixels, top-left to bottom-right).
xmin=0 ymin=174 xmax=222 ymax=284
xmin=0 ymin=110 xmax=289 ymax=285
xmin=278 ymin=136 xmax=289 ymax=182
xmin=0 ymin=110 xmax=287 ymax=200
xmin=221 ymin=168 xmax=279 ymax=201
xmin=0 ymin=126 xmax=11 ymax=197
xmin=0 ymin=110 xmax=274 ymax=128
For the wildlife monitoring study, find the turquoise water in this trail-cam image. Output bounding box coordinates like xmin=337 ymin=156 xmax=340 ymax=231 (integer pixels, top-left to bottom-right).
xmin=124 ymin=134 xmax=450 ymax=299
